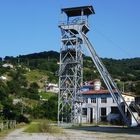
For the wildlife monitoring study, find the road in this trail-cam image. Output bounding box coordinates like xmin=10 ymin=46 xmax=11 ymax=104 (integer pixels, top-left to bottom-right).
xmin=3 ymin=126 xmax=140 ymax=140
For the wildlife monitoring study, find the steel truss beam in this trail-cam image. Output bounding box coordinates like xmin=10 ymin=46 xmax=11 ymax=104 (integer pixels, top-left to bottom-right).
xmin=58 ymin=26 xmax=83 ymax=125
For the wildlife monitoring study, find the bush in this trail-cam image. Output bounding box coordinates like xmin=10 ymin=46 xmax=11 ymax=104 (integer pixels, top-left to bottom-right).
xmin=110 ymin=118 xmax=124 ymax=125
xmin=25 ymin=120 xmax=62 ymax=133
xmin=17 ymin=115 xmax=30 ymax=124
xmin=38 ymin=120 xmax=53 ymax=133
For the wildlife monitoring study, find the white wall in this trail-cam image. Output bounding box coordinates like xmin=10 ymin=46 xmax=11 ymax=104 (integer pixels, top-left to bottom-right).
xmin=82 ymin=95 xmax=119 ymax=123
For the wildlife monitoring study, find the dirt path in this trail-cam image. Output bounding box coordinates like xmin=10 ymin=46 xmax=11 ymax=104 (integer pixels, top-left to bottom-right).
xmin=3 ymin=126 xmax=140 ymax=140
xmin=3 ymin=128 xmax=98 ymax=140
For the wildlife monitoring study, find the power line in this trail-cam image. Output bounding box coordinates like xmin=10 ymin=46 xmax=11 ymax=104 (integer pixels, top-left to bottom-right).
xmin=94 ymin=28 xmax=134 ymax=58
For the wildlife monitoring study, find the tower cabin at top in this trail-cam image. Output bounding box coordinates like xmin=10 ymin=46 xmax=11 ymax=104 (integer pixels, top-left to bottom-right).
xmin=61 ymin=6 xmax=95 ymax=17
xmin=60 ymin=6 xmax=95 ymax=34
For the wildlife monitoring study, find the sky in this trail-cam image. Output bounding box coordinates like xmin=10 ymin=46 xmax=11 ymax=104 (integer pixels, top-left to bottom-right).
xmin=0 ymin=0 xmax=140 ymax=59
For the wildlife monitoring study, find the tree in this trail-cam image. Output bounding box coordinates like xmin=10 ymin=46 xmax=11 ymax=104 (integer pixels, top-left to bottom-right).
xmin=31 ymin=94 xmax=58 ymax=120
xmin=27 ymin=82 xmax=40 ymax=100
xmin=135 ymin=82 xmax=140 ymax=95
xmin=0 ymin=81 xmax=9 ymax=101
xmin=7 ymin=68 xmax=28 ymax=97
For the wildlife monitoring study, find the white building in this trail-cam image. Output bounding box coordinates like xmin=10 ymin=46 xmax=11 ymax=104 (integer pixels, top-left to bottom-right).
xmin=0 ymin=76 xmax=7 ymax=80
xmin=13 ymin=99 xmax=22 ymax=105
xmin=2 ymin=63 xmax=14 ymax=68
xmin=81 ymin=80 xmax=138 ymax=124
xmin=45 ymin=83 xmax=59 ymax=93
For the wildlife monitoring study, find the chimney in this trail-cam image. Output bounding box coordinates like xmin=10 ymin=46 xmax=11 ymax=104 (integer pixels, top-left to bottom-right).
xmin=94 ymin=79 xmax=101 ymax=90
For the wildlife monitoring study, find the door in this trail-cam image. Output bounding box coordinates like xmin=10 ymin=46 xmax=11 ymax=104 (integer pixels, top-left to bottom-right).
xmin=90 ymin=108 xmax=93 ymax=123
xmin=101 ymin=107 xmax=107 ymax=121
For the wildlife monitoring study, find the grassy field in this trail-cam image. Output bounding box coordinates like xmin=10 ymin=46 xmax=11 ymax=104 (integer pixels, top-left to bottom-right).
xmin=25 ymin=69 xmax=48 ymax=89
xmin=24 ymin=120 xmax=62 ymax=134
xmin=39 ymin=92 xmax=57 ymax=100
xmin=26 ymin=70 xmax=48 ymax=82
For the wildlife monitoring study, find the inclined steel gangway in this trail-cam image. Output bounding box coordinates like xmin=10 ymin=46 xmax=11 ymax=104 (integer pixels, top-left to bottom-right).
xmin=78 ymin=30 xmax=139 ymax=127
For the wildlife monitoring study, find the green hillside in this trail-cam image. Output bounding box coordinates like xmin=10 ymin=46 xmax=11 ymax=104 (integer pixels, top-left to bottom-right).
xmin=0 ymin=50 xmax=140 ymax=123
xmin=1 ymin=51 xmax=140 ymax=94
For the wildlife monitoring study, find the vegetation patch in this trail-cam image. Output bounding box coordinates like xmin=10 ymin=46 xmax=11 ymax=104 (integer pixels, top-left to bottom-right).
xmin=40 ymin=92 xmax=56 ymax=100
xmin=25 ymin=70 xmax=48 ymax=88
xmin=0 ymin=123 xmax=26 ymax=139
xmin=24 ymin=120 xmax=62 ymax=134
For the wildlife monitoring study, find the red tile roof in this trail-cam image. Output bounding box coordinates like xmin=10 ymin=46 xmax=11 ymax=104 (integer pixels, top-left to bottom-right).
xmin=81 ymin=90 xmax=136 ymax=98
xmin=81 ymin=90 xmax=111 ymax=95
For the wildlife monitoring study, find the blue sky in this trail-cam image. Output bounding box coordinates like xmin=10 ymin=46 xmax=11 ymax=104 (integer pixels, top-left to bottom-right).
xmin=0 ymin=0 xmax=140 ymax=59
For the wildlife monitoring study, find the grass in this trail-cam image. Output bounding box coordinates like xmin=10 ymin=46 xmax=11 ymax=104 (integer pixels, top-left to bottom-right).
xmin=22 ymin=98 xmax=39 ymax=108
xmin=24 ymin=122 xmax=40 ymax=133
xmin=0 ymin=123 xmax=26 ymax=140
xmin=39 ymin=92 xmax=56 ymax=100
xmin=24 ymin=120 xmax=63 ymax=134
xmin=26 ymin=70 xmax=48 ymax=82
xmin=25 ymin=69 xmax=48 ymax=88
xmin=0 ymin=129 xmax=13 ymax=139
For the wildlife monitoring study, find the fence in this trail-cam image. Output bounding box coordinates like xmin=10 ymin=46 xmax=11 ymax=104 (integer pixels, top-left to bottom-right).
xmin=0 ymin=120 xmax=16 ymax=131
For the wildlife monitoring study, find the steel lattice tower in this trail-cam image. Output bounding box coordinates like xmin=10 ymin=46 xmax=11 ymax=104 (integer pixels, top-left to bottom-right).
xmin=58 ymin=5 xmax=139 ymax=127
xmin=58 ymin=6 xmax=94 ymax=125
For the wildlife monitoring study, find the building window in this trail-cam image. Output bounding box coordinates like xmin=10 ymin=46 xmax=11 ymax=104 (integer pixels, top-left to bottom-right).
xmin=101 ymin=97 xmax=107 ymax=103
xmin=82 ymin=108 xmax=87 ymax=116
xmin=101 ymin=108 xmax=106 ymax=116
xmin=111 ymin=107 xmax=119 ymax=114
xmin=100 ymin=108 xmax=107 ymax=121
xmin=83 ymin=98 xmax=88 ymax=103
xmin=91 ymin=98 xmax=96 ymax=103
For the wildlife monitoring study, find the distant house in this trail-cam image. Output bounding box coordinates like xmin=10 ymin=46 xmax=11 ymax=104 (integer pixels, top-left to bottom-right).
xmin=45 ymin=83 xmax=59 ymax=93
xmin=0 ymin=76 xmax=7 ymax=80
xmin=13 ymin=99 xmax=22 ymax=105
xmin=81 ymin=80 xmax=139 ymax=125
xmin=2 ymin=63 xmax=14 ymax=68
